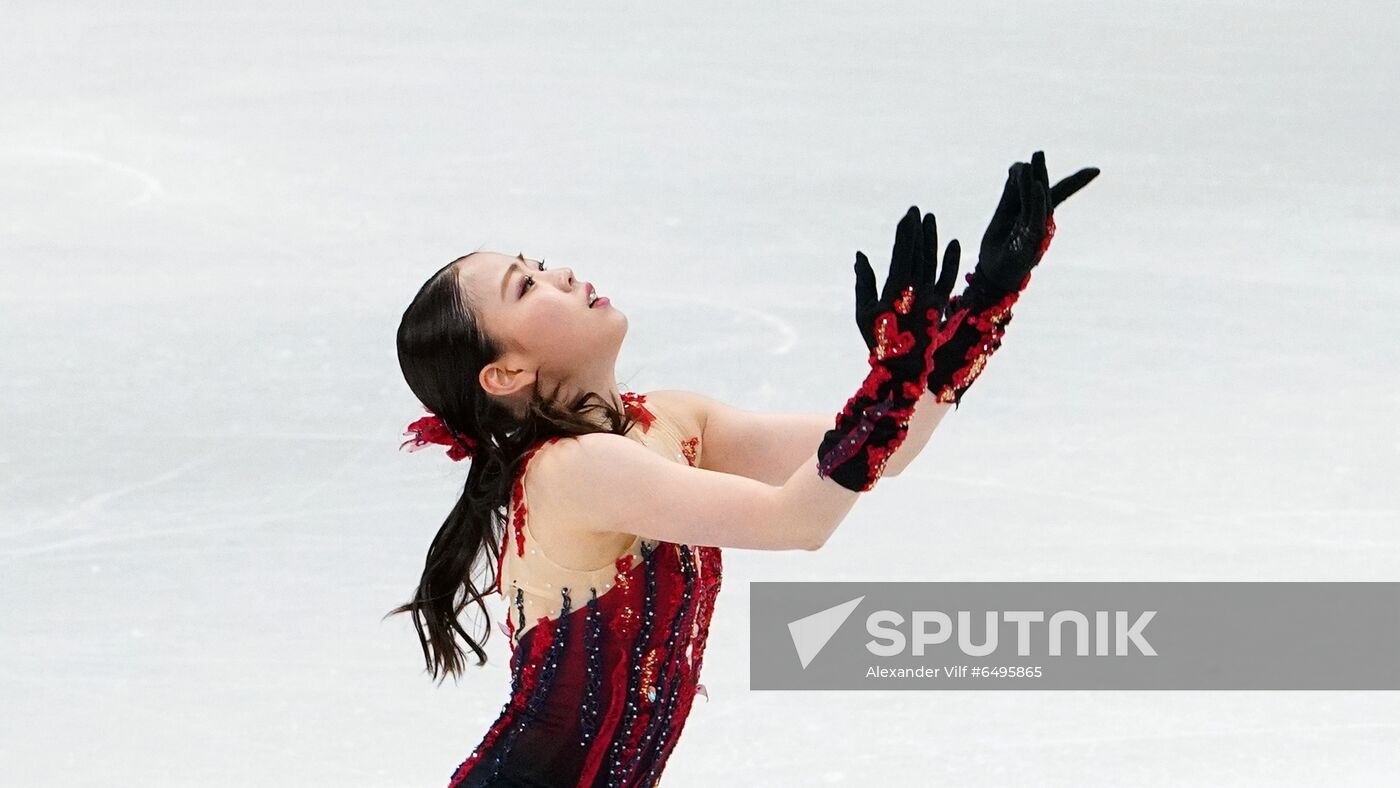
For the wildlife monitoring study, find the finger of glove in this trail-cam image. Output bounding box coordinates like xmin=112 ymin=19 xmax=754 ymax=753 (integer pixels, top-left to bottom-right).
xmin=1049 ymin=167 xmax=1101 ymax=210
xmin=854 ymin=250 xmax=878 ymax=310
xmin=887 ymin=205 xmax=921 ymax=298
xmin=984 ymin=163 xmax=1026 ymax=243
xmin=1028 ymin=171 xmax=1049 ymax=231
xmin=1011 ymin=163 xmax=1041 ymax=237
xmin=1031 ymin=150 xmax=1049 ymax=191
xmin=934 ymin=239 xmax=961 ymax=303
xmin=920 ymin=212 xmax=939 ymax=287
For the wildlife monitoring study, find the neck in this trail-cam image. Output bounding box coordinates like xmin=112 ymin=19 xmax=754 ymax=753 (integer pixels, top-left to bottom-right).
xmin=557 ymin=369 xmax=627 ymax=429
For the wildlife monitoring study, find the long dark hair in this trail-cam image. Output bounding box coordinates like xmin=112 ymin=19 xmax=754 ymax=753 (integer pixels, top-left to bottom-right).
xmin=386 ymin=250 xmax=638 ymax=684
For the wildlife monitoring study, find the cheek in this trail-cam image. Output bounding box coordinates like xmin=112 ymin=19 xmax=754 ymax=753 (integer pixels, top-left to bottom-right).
xmin=523 ymin=297 xmax=587 ymax=345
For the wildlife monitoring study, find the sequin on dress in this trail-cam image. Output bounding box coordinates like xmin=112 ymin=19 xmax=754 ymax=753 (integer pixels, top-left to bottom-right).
xmin=448 ymin=393 xmax=724 ymax=788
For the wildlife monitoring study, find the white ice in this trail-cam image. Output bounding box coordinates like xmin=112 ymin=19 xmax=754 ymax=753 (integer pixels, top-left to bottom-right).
xmin=3 ymin=2 xmax=1399 ymax=786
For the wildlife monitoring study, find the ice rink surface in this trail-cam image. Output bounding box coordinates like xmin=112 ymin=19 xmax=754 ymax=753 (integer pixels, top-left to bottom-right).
xmin=4 ymin=1 xmax=1399 ymax=785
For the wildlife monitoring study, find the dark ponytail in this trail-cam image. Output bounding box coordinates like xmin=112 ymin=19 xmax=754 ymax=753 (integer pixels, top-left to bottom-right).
xmin=385 ymin=251 xmax=638 ymax=684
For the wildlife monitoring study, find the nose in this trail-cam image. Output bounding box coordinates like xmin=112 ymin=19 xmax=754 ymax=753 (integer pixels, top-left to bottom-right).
xmin=559 ymin=268 xmax=574 ymax=288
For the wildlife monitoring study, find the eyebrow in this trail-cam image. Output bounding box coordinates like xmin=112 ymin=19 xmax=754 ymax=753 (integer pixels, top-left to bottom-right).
xmin=499 ymin=253 xmax=529 ymax=302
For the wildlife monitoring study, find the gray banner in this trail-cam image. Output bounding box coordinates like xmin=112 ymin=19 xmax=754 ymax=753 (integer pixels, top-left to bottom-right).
xmin=750 ymin=582 xmax=1400 ymax=690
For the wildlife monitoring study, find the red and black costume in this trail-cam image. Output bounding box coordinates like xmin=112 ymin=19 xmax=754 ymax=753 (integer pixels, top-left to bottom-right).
xmin=448 ymin=393 xmax=721 ymax=788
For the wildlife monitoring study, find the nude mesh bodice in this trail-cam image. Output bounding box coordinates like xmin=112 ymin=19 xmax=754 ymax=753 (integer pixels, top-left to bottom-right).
xmin=498 ymin=402 xmax=704 ymax=646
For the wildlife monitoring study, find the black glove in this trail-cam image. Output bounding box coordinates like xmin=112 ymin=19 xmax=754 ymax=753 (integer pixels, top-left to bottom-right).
xmin=972 ymin=152 xmax=1100 ymax=294
xmin=926 ymin=152 xmax=1100 ymax=407
xmin=854 ymin=209 xmax=961 ymax=354
xmin=817 ymin=206 xmax=960 ymax=492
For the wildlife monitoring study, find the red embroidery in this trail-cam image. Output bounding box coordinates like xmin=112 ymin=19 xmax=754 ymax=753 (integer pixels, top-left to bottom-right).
xmin=679 ymin=436 xmax=699 ymax=467
xmin=872 ymin=311 xmax=915 ymax=360
xmin=610 ymin=605 xmax=637 ymax=640
xmin=621 ymin=391 xmax=656 ymax=432
xmin=495 ymin=437 xmax=561 ymax=592
xmin=854 ymin=364 xmax=892 ymax=400
xmin=893 ymin=284 xmax=915 ymax=315
xmin=511 ymin=484 xmax=528 ymax=558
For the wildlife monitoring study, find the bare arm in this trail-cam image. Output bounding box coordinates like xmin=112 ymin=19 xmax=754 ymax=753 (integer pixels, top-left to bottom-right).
xmin=651 ymin=389 xmax=952 ymax=484
xmin=881 ymin=396 xmax=953 ymax=477
xmin=530 ymin=432 xmax=859 ymax=551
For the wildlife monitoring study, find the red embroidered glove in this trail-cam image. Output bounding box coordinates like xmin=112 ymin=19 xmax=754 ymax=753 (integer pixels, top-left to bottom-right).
xmin=818 ymin=206 xmax=960 ymax=492
xmin=927 ymin=152 xmax=1100 ymax=407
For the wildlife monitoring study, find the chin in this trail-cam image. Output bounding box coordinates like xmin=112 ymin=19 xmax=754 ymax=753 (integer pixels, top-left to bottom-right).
xmin=605 ymin=308 xmax=628 ymax=336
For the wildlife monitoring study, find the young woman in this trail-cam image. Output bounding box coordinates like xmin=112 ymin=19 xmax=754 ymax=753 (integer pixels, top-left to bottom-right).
xmin=392 ymin=151 xmax=1098 ymax=787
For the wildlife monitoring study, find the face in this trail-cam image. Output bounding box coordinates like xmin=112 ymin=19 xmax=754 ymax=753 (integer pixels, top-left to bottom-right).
xmin=456 ymin=251 xmax=627 ymax=403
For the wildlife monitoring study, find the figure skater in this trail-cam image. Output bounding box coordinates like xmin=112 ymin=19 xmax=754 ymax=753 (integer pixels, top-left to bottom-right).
xmin=390 ymin=151 xmax=1098 ymax=787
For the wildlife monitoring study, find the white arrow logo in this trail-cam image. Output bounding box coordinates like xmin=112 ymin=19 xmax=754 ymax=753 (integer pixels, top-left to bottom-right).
xmin=787 ymin=596 xmax=865 ymax=669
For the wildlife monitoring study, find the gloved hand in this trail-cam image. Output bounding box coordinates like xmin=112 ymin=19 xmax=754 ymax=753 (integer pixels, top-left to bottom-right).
xmin=972 ymin=151 xmax=1100 ymax=294
xmin=817 ymin=205 xmax=961 ymax=492
xmin=926 ymin=151 xmax=1100 ymax=407
xmin=853 ymin=209 xmax=961 ymax=355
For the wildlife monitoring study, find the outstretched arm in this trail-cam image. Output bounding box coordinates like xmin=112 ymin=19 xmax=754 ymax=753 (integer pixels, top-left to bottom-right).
xmin=655 ymin=389 xmax=951 ymax=485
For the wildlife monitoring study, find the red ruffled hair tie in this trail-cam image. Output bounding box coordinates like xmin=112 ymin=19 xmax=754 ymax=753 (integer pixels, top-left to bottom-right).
xmin=400 ymin=412 xmax=477 ymax=461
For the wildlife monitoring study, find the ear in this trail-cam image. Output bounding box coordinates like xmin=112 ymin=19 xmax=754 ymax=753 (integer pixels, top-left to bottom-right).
xmin=478 ymin=355 xmax=537 ymax=399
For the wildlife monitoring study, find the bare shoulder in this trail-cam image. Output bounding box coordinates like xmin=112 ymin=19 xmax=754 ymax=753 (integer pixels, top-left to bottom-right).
xmin=526 ymin=431 xmax=673 ymax=537
xmin=528 ymin=430 xmax=658 ymax=494
xmin=520 ymin=433 xmax=641 ymax=548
